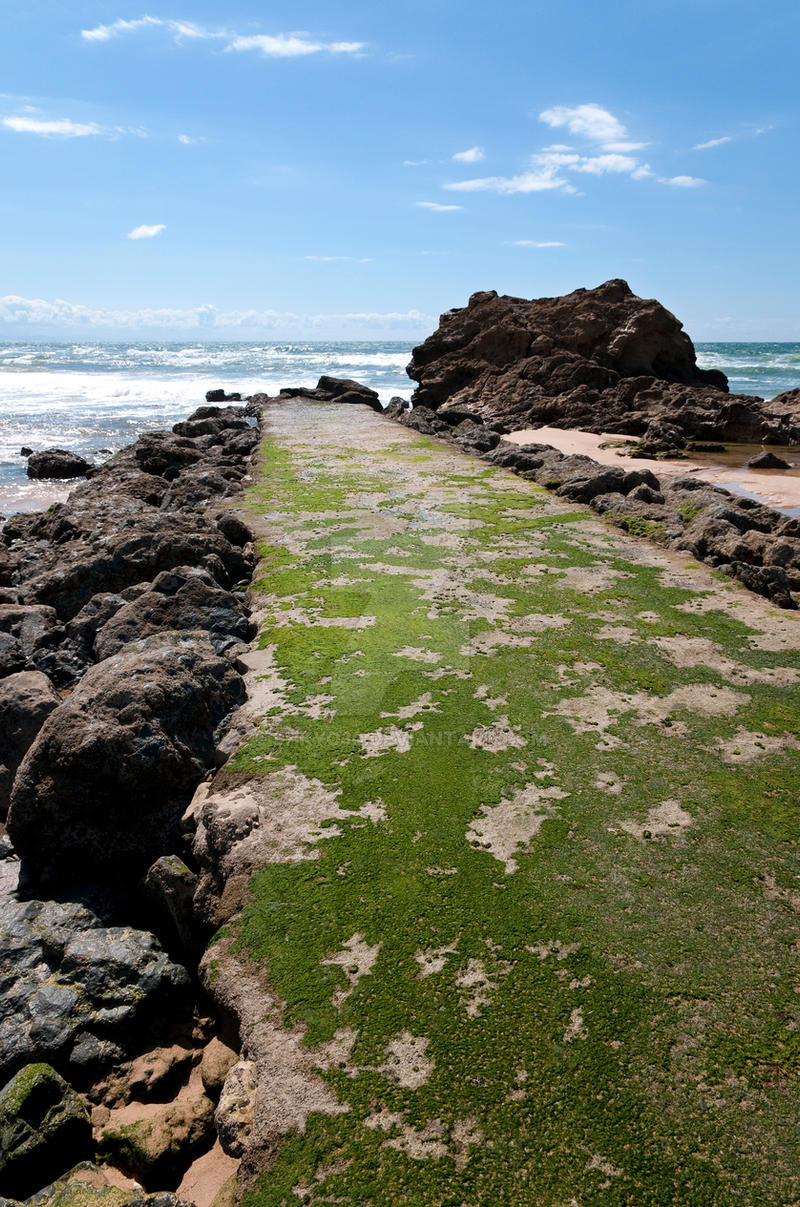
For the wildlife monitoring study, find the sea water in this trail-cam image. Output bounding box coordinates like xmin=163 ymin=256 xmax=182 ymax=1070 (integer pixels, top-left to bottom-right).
xmin=0 ymin=340 xmax=798 ymax=517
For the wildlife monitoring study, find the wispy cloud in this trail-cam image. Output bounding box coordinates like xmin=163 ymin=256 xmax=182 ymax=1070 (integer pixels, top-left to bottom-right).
xmin=662 ymin=175 xmax=706 ymax=188
xmin=452 ymin=145 xmax=485 ymax=163
xmin=81 ymin=16 xmax=366 ymax=58
xmin=227 ymin=34 xmax=365 ymax=57
xmin=0 ymin=294 xmax=432 ymax=333
xmin=127 ymin=223 xmax=166 ymax=239
xmin=693 ymin=135 xmax=733 ymax=151
xmin=693 ymin=125 xmax=772 ymax=151
xmin=304 ymin=255 xmax=373 ymax=262
xmin=446 ymin=156 xmax=574 ymax=195
xmin=81 ymin=16 xmax=164 ymax=41
xmin=177 ymin=133 xmax=203 ymax=145
xmin=512 ymin=240 xmax=566 ymax=247
xmin=416 ymin=200 xmax=463 ymax=211
xmin=403 ymin=159 xmax=428 ymax=167
xmin=2 ymin=115 xmax=101 ymax=137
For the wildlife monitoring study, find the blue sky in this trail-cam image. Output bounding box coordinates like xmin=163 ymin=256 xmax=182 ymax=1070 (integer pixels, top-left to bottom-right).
xmin=0 ymin=0 xmax=797 ymax=340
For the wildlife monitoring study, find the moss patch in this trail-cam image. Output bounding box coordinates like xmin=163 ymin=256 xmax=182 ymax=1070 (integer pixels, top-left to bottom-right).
xmin=222 ymin=401 xmax=800 ymax=1206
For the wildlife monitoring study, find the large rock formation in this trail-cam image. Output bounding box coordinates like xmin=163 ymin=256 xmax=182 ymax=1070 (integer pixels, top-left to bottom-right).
xmin=407 ymin=279 xmax=800 ymax=443
xmin=7 ymin=632 xmax=246 ymax=883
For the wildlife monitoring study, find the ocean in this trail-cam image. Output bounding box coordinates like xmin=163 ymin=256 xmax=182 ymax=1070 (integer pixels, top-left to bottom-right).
xmin=0 ymin=340 xmax=798 ymax=517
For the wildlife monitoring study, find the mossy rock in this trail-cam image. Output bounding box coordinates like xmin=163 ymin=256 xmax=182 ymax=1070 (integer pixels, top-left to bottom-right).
xmin=97 ymin=1096 xmax=214 ymax=1189
xmin=0 ymin=1064 xmax=91 ymax=1200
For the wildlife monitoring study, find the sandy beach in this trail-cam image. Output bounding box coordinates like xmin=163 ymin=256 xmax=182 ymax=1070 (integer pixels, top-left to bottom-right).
xmin=508 ymin=426 xmax=800 ymax=514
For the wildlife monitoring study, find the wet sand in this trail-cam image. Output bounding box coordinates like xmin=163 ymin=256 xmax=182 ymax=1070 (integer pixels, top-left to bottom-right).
xmin=508 ymin=426 xmax=800 ymax=514
xmin=0 ymin=480 xmax=74 ymax=522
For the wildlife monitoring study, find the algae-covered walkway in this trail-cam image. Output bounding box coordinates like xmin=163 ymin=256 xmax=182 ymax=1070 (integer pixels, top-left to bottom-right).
xmin=215 ymin=399 xmax=800 ymax=1206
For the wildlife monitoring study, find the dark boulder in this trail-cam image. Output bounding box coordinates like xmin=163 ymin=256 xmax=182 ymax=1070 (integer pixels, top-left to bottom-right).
xmin=398 ymin=406 xmax=449 ymax=436
xmin=313 ymin=376 xmax=383 ymax=413
xmin=0 ymin=633 xmax=26 ymax=680
xmin=7 ymin=632 xmax=246 ymax=883
xmin=0 ymin=897 xmax=191 ymax=1086
xmin=26 ymin=450 xmax=90 ymax=481
xmin=92 ymin=567 xmax=254 ymax=660
xmin=450 ymin=419 xmax=501 ymax=454
xmin=0 ymin=671 xmax=60 ymax=820
xmin=204 ymin=389 xmax=242 ymax=403
xmin=747 ymin=450 xmax=791 ymax=469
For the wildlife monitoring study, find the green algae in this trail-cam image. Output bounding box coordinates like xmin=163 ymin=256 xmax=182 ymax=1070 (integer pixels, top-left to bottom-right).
xmin=227 ymin=409 xmax=800 ymax=1206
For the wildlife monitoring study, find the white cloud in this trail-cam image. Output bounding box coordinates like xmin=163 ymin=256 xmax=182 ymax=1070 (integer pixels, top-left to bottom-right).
xmin=662 ymin=175 xmax=706 ymax=188
xmin=0 ymin=294 xmax=432 ymax=333
xmin=539 ymin=103 xmax=628 ymax=146
xmin=512 ymin=240 xmax=566 ymax=247
xmin=693 ymin=135 xmax=733 ymax=150
xmin=446 ymin=164 xmax=574 ymax=195
xmin=571 ymin=152 xmax=639 ymax=175
xmin=127 ymin=224 xmax=166 ymax=239
xmin=178 ymin=133 xmax=203 ymax=145
xmin=226 ymin=34 xmax=365 ymax=57
xmin=452 ymin=145 xmax=485 ymax=163
xmin=81 ymin=16 xmax=163 ymax=41
xmin=2 ymin=115 xmax=101 ymax=137
xmin=416 ymin=200 xmax=463 ymax=211
xmin=446 ymin=106 xmax=706 ymax=195
xmin=81 ymin=17 xmax=365 ymax=57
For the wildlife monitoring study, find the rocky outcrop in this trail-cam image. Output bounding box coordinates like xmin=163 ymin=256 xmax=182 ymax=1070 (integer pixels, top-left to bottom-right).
xmin=0 ymin=400 xmax=264 ymax=1205
xmin=26 ymin=450 xmax=90 ymax=481
xmin=7 ymin=633 xmax=245 ymax=883
xmin=0 ymin=897 xmax=192 ymax=1086
xmin=260 ymin=375 xmax=383 ymax=414
xmin=407 ymin=280 xmax=800 ymax=443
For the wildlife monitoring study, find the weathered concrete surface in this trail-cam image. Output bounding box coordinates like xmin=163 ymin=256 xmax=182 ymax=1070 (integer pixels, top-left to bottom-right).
xmin=195 ymin=398 xmax=800 ymax=1207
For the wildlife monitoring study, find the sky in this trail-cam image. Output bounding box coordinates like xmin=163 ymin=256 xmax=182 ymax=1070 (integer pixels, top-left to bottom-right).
xmin=0 ymin=0 xmax=798 ymax=341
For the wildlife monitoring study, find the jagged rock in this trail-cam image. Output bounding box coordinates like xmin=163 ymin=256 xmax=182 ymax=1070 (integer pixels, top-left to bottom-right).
xmin=747 ymin=450 xmax=791 ymax=469
xmin=204 ymin=390 xmax=241 ymax=404
xmin=140 ymin=856 xmax=200 ymax=956
xmin=731 ymin=563 xmax=795 ymax=608
xmin=26 ymin=451 xmax=90 ymax=481
xmin=315 ymin=376 xmax=383 ymax=413
xmin=407 ymin=280 xmax=800 ymax=443
xmin=7 ymin=632 xmax=246 ymax=884
xmin=214 ymin=1062 xmax=257 ymax=1159
xmin=450 ymin=419 xmax=501 ymax=454
xmin=628 ymin=483 xmax=665 ymax=505
xmin=398 ymin=406 xmax=448 ymax=436
xmin=635 ymin=419 xmax=687 ymax=456
xmin=556 ymin=466 xmax=627 ymax=503
xmin=92 ymin=568 xmax=253 ymax=661
xmin=0 ymin=898 xmax=191 ymax=1085
xmin=0 ymin=672 xmax=60 ymax=820
xmin=0 ymin=1063 xmax=92 ymax=1199
xmin=382 ymin=398 xmax=408 ymax=421
xmin=0 ymin=634 xmax=26 ymax=680
xmin=14 ymin=513 xmax=252 ymax=623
